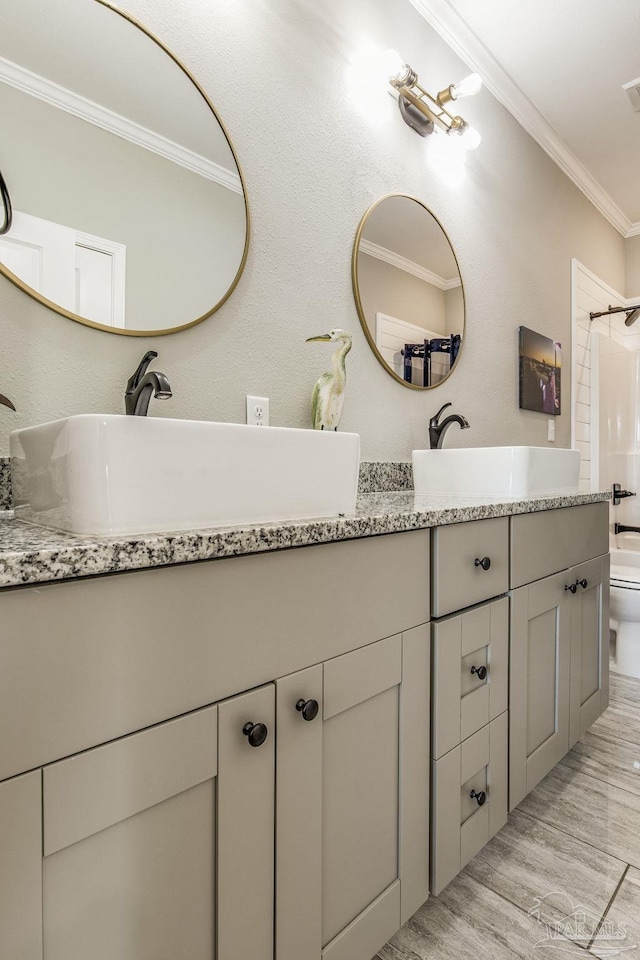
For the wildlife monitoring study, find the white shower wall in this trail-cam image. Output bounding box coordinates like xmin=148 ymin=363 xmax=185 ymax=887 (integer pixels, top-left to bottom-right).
xmin=571 ymin=259 xmax=640 ymax=494
xmin=598 ymin=339 xmax=640 ymax=456
xmin=598 ymin=336 xmax=640 ymax=545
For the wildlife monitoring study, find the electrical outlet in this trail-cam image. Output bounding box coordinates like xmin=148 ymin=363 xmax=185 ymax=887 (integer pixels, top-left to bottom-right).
xmin=547 ymin=419 xmax=555 ymax=442
xmin=246 ymin=395 xmax=269 ymax=427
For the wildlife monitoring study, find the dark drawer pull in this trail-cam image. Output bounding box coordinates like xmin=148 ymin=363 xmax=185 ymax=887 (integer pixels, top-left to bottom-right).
xmin=242 ymin=721 xmax=268 ymax=747
xmin=470 ymin=789 xmax=487 ymax=806
xmin=564 ymin=582 xmax=577 ymax=594
xmin=471 ymin=665 xmax=487 ymax=681
xmin=578 ymin=579 xmax=588 ymax=589
xmin=474 ymin=557 xmax=491 ymax=571
xmin=296 ymin=698 xmax=319 ymax=722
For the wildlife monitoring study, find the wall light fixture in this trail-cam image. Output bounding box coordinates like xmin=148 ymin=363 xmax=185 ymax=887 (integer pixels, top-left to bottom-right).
xmin=386 ymin=53 xmax=482 ymax=150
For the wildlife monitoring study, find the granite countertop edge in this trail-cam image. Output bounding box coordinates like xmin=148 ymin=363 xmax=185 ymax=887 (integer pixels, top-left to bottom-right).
xmin=0 ymin=490 xmax=611 ymax=589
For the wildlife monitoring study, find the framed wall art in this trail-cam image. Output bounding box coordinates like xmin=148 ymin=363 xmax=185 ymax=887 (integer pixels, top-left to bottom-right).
xmin=518 ymin=326 xmax=561 ymax=416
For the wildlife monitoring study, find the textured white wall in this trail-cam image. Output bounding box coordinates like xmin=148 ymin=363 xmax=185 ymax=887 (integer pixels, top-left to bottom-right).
xmin=0 ymin=0 xmax=626 ymax=458
xmin=626 ymin=236 xmax=640 ymax=299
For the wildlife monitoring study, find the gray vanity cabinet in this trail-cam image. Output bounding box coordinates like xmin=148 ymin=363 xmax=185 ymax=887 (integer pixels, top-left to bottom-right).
xmin=0 ymin=770 xmax=43 ymax=960
xmin=40 ymin=687 xmax=275 ymax=960
xmin=432 ymin=597 xmax=509 ymax=760
xmin=275 ymin=626 xmax=430 ymax=960
xmin=568 ymin=554 xmax=610 ymax=748
xmin=431 ymin=517 xmax=509 ymax=618
xmin=509 ymin=502 xmax=610 ymax=811
xmin=430 ymin=595 xmax=509 ymax=896
xmin=431 ymin=713 xmax=508 ymax=895
xmin=509 ymin=573 xmax=571 ymax=810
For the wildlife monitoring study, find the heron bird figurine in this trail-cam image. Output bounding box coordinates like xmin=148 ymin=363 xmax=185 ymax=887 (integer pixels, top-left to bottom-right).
xmin=306 ymin=328 xmax=352 ymax=430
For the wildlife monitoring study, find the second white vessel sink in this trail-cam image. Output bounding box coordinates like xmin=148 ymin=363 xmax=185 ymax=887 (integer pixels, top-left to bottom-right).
xmin=11 ymin=415 xmax=361 ymax=536
xmin=412 ymin=446 xmax=581 ymax=498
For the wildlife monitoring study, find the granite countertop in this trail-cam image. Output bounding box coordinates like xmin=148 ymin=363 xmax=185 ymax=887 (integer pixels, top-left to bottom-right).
xmin=0 ymin=489 xmax=610 ymax=589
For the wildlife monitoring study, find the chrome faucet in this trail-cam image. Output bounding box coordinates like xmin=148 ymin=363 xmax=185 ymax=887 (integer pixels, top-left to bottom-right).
xmin=125 ymin=351 xmax=172 ymax=416
xmin=429 ymin=402 xmax=470 ymax=449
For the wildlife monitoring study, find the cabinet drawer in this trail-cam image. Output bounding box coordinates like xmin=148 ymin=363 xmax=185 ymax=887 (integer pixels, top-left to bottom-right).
xmin=431 ymin=713 xmax=507 ymax=896
xmin=510 ymin=502 xmax=609 ymax=588
xmin=432 ymin=518 xmax=509 ymax=617
xmin=432 ymin=597 xmax=509 ymax=760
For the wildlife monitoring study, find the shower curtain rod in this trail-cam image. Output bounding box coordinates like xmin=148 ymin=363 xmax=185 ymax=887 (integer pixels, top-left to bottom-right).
xmin=589 ymin=304 xmax=640 ymax=320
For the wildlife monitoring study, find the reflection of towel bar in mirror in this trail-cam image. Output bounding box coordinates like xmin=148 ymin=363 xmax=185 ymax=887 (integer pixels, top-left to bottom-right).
xmin=0 ymin=0 xmax=249 ymax=335
xmin=402 ymin=335 xmax=461 ymax=388
xmin=352 ymin=194 xmax=465 ymax=390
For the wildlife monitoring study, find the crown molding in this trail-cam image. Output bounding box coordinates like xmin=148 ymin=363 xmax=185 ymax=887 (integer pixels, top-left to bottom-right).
xmin=359 ymin=238 xmax=461 ymax=289
xmin=0 ymin=56 xmax=242 ymax=195
xmin=408 ymin=0 xmax=639 ymax=238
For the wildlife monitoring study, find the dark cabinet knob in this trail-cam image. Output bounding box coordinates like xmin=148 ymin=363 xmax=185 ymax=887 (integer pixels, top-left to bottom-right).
xmin=565 ymin=582 xmax=577 ymax=594
xmin=470 ymin=789 xmax=487 ymax=806
xmin=242 ymin=721 xmax=268 ymax=747
xmin=296 ymin=698 xmax=319 ymax=722
xmin=471 ymin=665 xmax=488 ymax=681
xmin=578 ymin=579 xmax=588 ymax=589
xmin=474 ymin=557 xmax=491 ymax=571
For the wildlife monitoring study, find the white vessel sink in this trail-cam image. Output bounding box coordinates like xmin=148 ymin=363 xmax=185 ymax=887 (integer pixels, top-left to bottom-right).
xmin=10 ymin=415 xmax=361 ymax=536
xmin=412 ymin=446 xmax=580 ymax=498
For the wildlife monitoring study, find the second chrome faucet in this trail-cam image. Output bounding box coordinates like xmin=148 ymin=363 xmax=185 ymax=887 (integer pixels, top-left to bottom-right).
xmin=125 ymin=351 xmax=172 ymax=416
xmin=429 ymin=402 xmax=469 ymax=449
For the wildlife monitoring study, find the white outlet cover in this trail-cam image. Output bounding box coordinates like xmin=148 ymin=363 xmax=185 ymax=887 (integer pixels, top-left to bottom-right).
xmin=246 ymin=395 xmax=269 ymax=427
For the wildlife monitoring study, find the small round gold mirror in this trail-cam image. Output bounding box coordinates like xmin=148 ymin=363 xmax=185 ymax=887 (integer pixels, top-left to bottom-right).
xmin=352 ymin=194 xmax=465 ymax=389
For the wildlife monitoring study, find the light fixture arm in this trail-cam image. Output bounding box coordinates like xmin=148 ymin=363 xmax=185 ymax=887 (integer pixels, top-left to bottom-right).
xmin=390 ymin=72 xmax=469 ymax=137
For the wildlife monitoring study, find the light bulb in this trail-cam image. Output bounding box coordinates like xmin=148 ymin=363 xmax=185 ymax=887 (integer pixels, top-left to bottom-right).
xmin=460 ymin=125 xmax=482 ymax=150
xmin=450 ymin=72 xmax=483 ymax=100
xmin=428 ymin=133 xmax=466 ymax=187
xmin=349 ymin=43 xmax=406 ymax=90
xmin=381 ymin=49 xmax=406 ymax=82
xmin=347 ymin=43 xmax=407 ymax=127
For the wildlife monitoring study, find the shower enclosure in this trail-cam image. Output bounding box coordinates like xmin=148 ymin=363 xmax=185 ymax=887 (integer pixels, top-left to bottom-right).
xmin=597 ymin=335 xmax=640 ymax=544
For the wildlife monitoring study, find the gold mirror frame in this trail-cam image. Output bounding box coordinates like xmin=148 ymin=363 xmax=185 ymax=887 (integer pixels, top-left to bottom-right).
xmin=0 ymin=0 xmax=250 ymax=336
xmin=351 ymin=194 xmax=465 ymax=390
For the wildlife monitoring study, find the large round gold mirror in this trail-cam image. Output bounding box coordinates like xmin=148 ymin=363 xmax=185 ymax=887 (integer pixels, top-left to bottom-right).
xmin=0 ymin=0 xmax=249 ymax=335
xmin=352 ymin=194 xmax=464 ymax=389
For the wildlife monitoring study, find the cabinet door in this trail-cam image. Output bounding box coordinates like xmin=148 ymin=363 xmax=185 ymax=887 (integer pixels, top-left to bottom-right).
xmin=0 ymin=770 xmax=43 ymax=960
xmin=41 ymin=689 xmax=275 ymax=960
xmin=275 ymin=627 xmax=430 ymax=960
xmin=510 ymin=573 xmax=571 ymax=810
xmin=569 ymin=554 xmax=610 ymax=748
xmin=218 ymin=684 xmax=275 ymax=960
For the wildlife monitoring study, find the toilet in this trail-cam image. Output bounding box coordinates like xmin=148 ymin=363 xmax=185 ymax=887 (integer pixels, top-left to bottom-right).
xmin=610 ymin=548 xmax=640 ymax=678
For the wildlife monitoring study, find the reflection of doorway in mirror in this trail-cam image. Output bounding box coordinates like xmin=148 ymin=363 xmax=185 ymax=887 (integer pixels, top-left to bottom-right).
xmin=0 ymin=211 xmax=125 ymax=327
xmin=375 ymin=313 xmax=451 ymax=387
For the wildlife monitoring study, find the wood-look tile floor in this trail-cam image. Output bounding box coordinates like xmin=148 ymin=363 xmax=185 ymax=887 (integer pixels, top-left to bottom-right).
xmin=376 ymin=672 xmax=640 ymax=959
